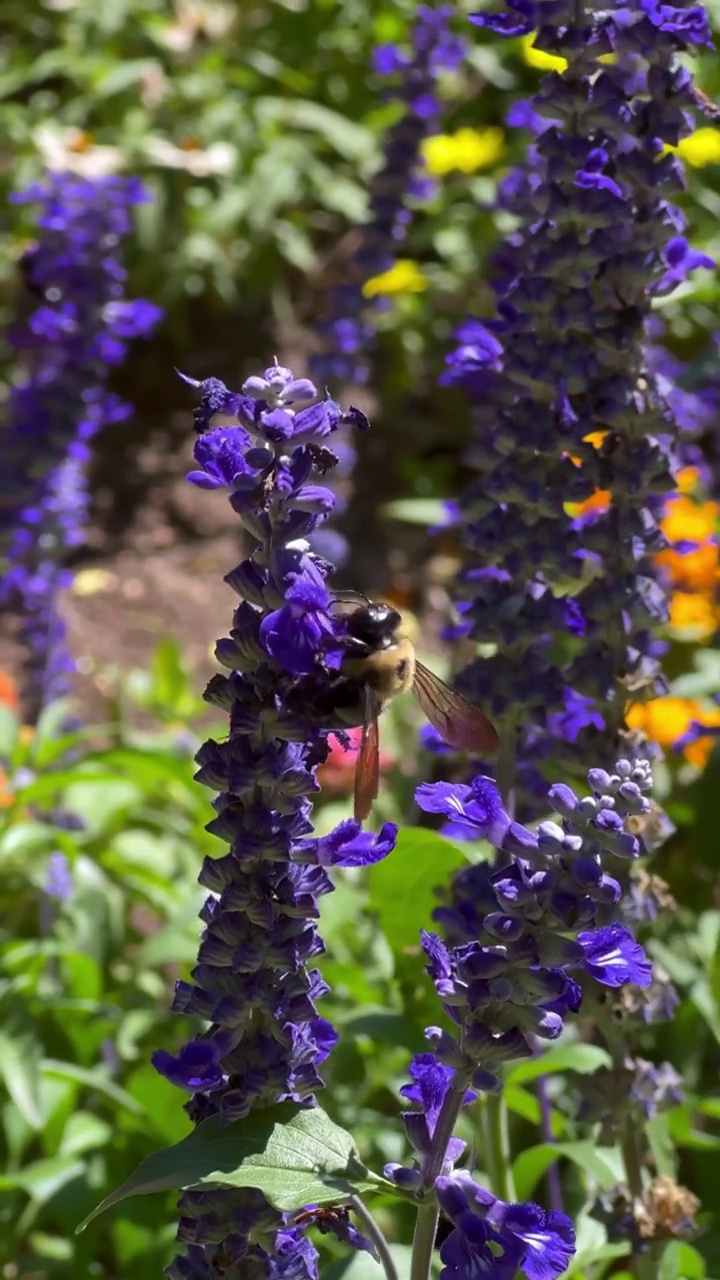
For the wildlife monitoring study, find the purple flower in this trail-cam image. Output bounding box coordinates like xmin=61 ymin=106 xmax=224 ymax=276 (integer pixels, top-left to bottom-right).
xmin=158 ymin=362 xmax=397 ymax=1279
xmin=446 ymin=0 xmax=715 ymax=805
xmin=296 ymin=820 xmax=398 ymax=867
xmin=152 ymin=1041 xmax=225 ymax=1093
xmin=44 ymin=851 xmax=73 ymax=902
xmin=260 ymin=578 xmax=336 ymax=675
xmin=415 ymin=775 xmax=512 ymax=845
xmin=436 ymin=1173 xmax=575 ymax=1280
xmin=578 ymin=923 xmax=653 ymax=988
xmin=2 ymin=172 xmax=160 ymax=723
xmin=409 ymin=760 xmax=655 ymax=1091
xmin=659 ymin=236 xmax=715 ymax=291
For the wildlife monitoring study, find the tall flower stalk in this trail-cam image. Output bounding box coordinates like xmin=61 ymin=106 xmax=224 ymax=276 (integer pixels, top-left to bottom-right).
xmin=442 ymin=0 xmax=714 ymax=806
xmin=310 ymin=4 xmax=466 ymax=389
xmin=2 ymin=171 xmax=161 ymax=723
xmin=153 ymin=363 xmax=396 ymax=1278
xmin=309 ymin=6 xmax=466 ymax=573
xmin=381 ymin=756 xmax=655 ymax=1280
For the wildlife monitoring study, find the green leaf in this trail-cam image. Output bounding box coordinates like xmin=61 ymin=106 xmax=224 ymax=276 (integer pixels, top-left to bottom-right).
xmin=670 ymin=651 xmax=720 ymax=699
xmin=340 ymin=1009 xmax=424 ymax=1051
xmin=256 ymin=97 xmax=374 ymax=161
xmin=0 ymin=1005 xmax=44 ymax=1129
xmin=62 ymin=779 xmax=143 ymax=836
xmin=368 ymin=828 xmax=468 ymax=958
xmin=513 ymin=1141 xmax=621 ymax=1202
xmin=0 ymin=702 xmax=20 ymax=757
xmin=91 ymin=58 xmax=161 ymax=97
xmin=691 ymin=743 xmax=720 ymax=870
xmin=32 ymin=699 xmax=78 ymax=752
xmin=43 ymin=1061 xmax=143 ymax=1116
xmin=503 ymin=1084 xmax=542 ymax=1126
xmin=0 ymin=821 xmax=55 ymax=864
xmin=382 ymin=498 xmax=448 ymax=526
xmin=149 ymin=638 xmax=196 ymax=717
xmin=78 ymin=1103 xmax=381 ymax=1232
xmin=59 ymin=1112 xmax=113 ymax=1158
xmin=660 ymin=1242 xmax=706 ymax=1280
xmin=2 ymin=1155 xmax=85 ymax=1202
xmin=567 ymin=1214 xmax=630 ymax=1276
xmin=669 ymin=1103 xmax=720 ymax=1151
xmin=646 ymin=1114 xmax=678 ymax=1175
xmin=506 ymin=1042 xmax=611 ymax=1085
xmin=324 ymin=1245 xmax=424 ymax=1280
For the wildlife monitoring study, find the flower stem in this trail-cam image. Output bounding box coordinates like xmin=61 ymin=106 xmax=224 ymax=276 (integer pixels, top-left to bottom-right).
xmin=481 ymin=1091 xmax=515 ymax=1202
xmin=495 ymin=716 xmax=519 ymax=816
xmin=410 ymin=1076 xmax=468 ymax=1280
xmin=410 ymin=1203 xmax=440 ymax=1280
xmin=423 ymin=1080 xmax=467 ymax=1188
xmin=349 ymin=1196 xmax=399 ymax=1280
xmin=537 ymin=1074 xmax=564 ymax=1214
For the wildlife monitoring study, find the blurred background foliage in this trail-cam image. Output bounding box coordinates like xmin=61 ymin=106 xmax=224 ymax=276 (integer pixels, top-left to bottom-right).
xmin=2 ymin=0 xmax=720 ymax=1277
xmin=2 ymin=0 xmax=720 ymax=586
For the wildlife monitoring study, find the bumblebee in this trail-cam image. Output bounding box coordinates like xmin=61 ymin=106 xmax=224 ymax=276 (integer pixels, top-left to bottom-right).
xmin=337 ymin=600 xmax=499 ymax=821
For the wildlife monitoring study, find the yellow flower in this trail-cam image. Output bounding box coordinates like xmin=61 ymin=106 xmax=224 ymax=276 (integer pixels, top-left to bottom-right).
xmin=521 ymin=34 xmax=567 ymax=70
xmin=627 ymin=697 xmax=720 ymax=768
xmin=673 ymin=127 xmax=720 ymax=168
xmin=363 ymin=259 xmax=428 ymax=297
xmin=676 ymin=466 xmax=700 ymax=494
xmin=422 ymin=127 xmax=505 ymax=176
xmin=668 ymin=591 xmax=717 ymax=637
xmin=657 ymin=493 xmax=719 ymax=591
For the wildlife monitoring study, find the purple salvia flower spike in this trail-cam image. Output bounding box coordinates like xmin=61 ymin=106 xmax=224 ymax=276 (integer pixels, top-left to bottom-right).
xmin=2 ymin=172 xmax=161 ymax=723
xmin=155 ymin=363 xmax=396 ymax=1277
xmin=444 ymin=0 xmax=715 ymax=807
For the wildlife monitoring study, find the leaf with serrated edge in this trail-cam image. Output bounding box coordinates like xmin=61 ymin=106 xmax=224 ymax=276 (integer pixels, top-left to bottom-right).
xmin=77 ymin=1103 xmax=388 ymax=1233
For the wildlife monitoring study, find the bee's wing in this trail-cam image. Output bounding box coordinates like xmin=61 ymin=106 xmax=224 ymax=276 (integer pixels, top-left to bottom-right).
xmin=354 ymin=685 xmax=381 ymax=822
xmin=412 ymin=660 xmax=499 ymax=754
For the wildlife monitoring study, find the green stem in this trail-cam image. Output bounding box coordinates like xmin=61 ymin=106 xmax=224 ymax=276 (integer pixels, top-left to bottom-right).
xmin=481 ymin=1091 xmax=515 ymax=1202
xmin=495 ymin=723 xmax=517 ymax=815
xmin=410 ymin=1203 xmax=441 ymax=1280
xmin=602 ymin=1013 xmax=658 ymax=1280
xmin=409 ymin=1079 xmax=467 ymax=1280
xmin=348 ymin=1196 xmax=399 ymax=1280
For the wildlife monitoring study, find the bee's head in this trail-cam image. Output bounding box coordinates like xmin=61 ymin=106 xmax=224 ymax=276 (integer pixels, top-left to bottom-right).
xmin=346 ymin=602 xmax=402 ymax=649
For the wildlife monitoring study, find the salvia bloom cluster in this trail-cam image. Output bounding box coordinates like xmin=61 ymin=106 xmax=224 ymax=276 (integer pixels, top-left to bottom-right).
xmin=442 ymin=0 xmax=714 ymax=803
xmin=2 ymin=171 xmax=161 ymax=722
xmin=311 ymin=4 xmax=465 ymax=387
xmin=378 ymin=757 xmax=654 ymax=1280
xmin=152 ymin=364 xmax=397 ymax=1279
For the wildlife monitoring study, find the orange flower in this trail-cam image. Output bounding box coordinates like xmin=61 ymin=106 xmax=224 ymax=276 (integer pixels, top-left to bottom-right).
xmin=656 ymin=490 xmax=720 ymax=636
xmin=676 ymin=466 xmax=701 ymax=494
xmin=627 ymin=697 xmax=720 ymax=768
xmin=565 ymin=488 xmax=611 ymax=519
xmin=0 ymin=671 xmax=19 ymax=712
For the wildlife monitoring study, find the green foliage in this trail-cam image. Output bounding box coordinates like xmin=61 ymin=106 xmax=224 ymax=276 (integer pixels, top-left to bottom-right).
xmin=2 ymin=0 xmax=720 ymax=1275
xmin=81 ymin=1103 xmax=387 ymax=1229
xmin=2 ymin=637 xmax=720 ymax=1277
